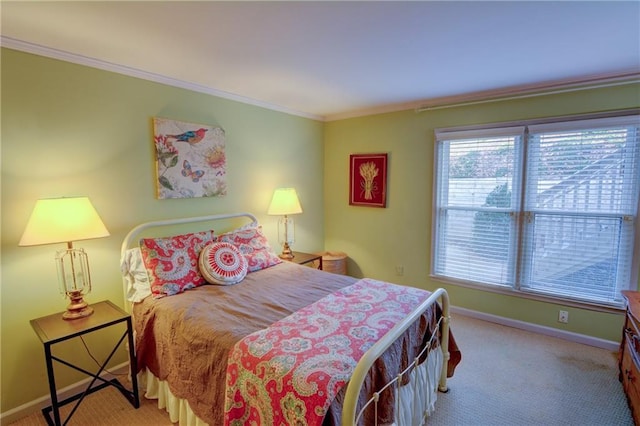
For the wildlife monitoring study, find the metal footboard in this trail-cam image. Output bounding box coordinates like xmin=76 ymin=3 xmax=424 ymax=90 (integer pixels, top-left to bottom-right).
xmin=341 ymin=288 xmax=450 ymax=425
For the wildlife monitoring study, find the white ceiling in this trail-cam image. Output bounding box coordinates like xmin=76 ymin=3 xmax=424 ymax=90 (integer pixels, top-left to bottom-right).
xmin=2 ymin=1 xmax=639 ymax=121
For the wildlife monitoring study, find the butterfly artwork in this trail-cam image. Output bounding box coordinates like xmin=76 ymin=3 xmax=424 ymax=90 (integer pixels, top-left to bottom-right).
xmin=181 ymin=160 xmax=205 ymax=182
xmin=152 ymin=117 xmax=227 ymax=199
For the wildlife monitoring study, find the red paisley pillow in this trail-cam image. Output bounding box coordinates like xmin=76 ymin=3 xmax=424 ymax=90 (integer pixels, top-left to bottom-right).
xmin=199 ymin=242 xmax=248 ymax=285
xmin=140 ymin=230 xmax=214 ymax=297
xmin=215 ymin=224 xmax=281 ymax=272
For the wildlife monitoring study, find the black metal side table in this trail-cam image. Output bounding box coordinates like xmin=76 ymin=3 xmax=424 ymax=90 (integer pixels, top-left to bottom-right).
xmin=30 ymin=300 xmax=139 ymax=426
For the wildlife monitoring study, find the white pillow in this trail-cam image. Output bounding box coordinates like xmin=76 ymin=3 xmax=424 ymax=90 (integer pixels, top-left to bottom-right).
xmin=120 ymin=248 xmax=152 ymax=302
xmin=198 ymin=242 xmax=248 ymax=285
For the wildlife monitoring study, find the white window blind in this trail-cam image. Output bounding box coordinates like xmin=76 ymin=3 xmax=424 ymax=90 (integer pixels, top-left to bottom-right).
xmin=520 ymin=116 xmax=640 ymax=305
xmin=433 ymin=114 xmax=640 ymax=307
xmin=433 ymin=127 xmax=524 ymax=287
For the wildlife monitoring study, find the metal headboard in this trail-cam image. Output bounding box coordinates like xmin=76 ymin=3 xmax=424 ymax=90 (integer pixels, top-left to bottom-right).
xmin=120 ymin=212 xmax=258 ymax=310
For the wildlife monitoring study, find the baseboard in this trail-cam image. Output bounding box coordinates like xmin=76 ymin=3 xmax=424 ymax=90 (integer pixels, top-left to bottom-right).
xmin=0 ymin=362 xmax=130 ymax=425
xmin=451 ymin=305 xmax=620 ymax=352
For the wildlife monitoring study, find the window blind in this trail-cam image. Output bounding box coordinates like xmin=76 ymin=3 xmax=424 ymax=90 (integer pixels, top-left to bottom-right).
xmin=433 ymin=114 xmax=640 ymax=307
xmin=520 ymin=116 xmax=640 ymax=304
xmin=434 ymin=128 xmax=524 ymax=287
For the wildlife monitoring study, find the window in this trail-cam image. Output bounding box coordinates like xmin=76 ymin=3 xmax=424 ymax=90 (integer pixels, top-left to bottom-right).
xmin=432 ymin=114 xmax=640 ymax=307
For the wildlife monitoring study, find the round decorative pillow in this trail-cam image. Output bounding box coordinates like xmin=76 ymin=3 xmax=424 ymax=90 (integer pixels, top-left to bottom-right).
xmin=198 ymin=242 xmax=248 ymax=285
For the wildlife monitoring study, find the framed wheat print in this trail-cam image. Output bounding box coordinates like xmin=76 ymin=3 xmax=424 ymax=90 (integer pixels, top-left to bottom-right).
xmin=349 ymin=153 xmax=387 ymax=207
xmin=152 ymin=117 xmax=227 ymax=199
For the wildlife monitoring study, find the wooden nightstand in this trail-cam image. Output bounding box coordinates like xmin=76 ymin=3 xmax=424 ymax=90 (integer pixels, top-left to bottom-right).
xmin=288 ymin=251 xmax=323 ymax=270
xmin=30 ymin=300 xmax=139 ymax=426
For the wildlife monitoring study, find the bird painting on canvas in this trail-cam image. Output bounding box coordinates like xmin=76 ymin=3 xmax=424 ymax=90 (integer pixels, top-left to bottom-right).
xmin=153 ymin=117 xmax=227 ymax=199
xmin=166 ymin=128 xmax=208 ymax=145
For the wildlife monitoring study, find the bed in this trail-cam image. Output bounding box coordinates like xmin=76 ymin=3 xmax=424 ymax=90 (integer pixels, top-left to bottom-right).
xmin=120 ymin=212 xmax=461 ymax=425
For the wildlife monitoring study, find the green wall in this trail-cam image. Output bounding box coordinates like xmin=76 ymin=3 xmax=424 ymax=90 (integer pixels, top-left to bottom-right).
xmin=323 ymin=83 xmax=640 ymax=344
xmin=0 ymin=48 xmax=324 ymax=414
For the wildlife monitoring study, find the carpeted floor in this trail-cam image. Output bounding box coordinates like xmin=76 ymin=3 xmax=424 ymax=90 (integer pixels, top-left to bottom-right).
xmin=9 ymin=314 xmax=633 ymax=425
xmin=8 ymin=383 xmax=171 ymax=426
xmin=428 ymin=315 xmax=633 ymax=426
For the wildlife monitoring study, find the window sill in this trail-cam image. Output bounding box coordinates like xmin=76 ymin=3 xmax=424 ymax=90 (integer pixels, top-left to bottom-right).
xmin=430 ymin=274 xmax=626 ymax=314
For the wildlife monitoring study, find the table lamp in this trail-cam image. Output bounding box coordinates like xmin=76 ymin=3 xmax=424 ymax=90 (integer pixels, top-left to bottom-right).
xmin=19 ymin=197 xmax=110 ymax=320
xmin=267 ymin=188 xmax=303 ymax=259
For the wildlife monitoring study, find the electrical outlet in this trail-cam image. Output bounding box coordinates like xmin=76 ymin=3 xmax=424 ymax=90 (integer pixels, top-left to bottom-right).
xmin=395 ymin=265 xmax=404 ymax=276
xmin=558 ymin=310 xmax=569 ymax=323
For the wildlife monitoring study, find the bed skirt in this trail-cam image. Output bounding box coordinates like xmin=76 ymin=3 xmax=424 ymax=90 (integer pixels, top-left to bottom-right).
xmin=139 ymin=370 xmax=209 ymax=426
xmin=395 ymin=346 xmax=444 ymax=425
xmin=139 ymin=346 xmax=443 ymax=426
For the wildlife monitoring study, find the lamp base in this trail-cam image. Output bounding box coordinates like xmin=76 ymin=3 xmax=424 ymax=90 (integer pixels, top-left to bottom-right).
xmin=279 ymin=242 xmax=295 ymax=260
xmin=62 ymin=291 xmax=94 ymax=320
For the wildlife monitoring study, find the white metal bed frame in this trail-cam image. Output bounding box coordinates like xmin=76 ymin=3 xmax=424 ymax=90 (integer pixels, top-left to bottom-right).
xmin=120 ymin=212 xmax=451 ymax=426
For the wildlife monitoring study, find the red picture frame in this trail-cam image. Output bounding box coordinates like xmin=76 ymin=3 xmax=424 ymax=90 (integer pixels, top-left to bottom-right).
xmin=349 ymin=153 xmax=388 ymax=207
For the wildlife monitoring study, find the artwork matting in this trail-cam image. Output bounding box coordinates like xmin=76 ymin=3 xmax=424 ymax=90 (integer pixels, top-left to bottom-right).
xmin=153 ymin=117 xmax=227 ymax=199
xmin=349 ymin=153 xmax=388 ymax=207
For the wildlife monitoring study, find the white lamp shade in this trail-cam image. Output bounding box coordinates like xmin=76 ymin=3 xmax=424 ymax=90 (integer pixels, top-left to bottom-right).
xmin=19 ymin=197 xmax=110 ymax=246
xmin=267 ymin=188 xmax=303 ymax=216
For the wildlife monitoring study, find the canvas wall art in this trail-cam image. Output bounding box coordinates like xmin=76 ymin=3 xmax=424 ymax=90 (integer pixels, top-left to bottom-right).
xmin=153 ymin=117 xmax=227 ymax=199
xmin=349 ymin=153 xmax=388 ymax=207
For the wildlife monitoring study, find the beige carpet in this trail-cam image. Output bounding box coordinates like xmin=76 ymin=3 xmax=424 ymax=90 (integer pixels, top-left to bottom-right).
xmin=428 ymin=314 xmax=633 ymax=426
xmin=9 ymin=314 xmax=633 ymax=425
xmin=8 ymin=383 xmax=172 ymax=426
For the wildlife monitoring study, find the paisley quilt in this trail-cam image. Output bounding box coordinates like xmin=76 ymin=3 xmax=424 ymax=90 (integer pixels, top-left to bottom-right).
xmin=223 ymin=278 xmax=431 ymax=426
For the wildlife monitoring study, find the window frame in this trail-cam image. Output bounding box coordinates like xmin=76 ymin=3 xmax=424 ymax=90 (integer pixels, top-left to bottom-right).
xmin=431 ymin=110 xmax=640 ymax=311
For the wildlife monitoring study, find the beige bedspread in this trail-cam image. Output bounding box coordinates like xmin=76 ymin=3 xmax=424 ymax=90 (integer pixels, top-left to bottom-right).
xmin=133 ymin=261 xmax=460 ymax=425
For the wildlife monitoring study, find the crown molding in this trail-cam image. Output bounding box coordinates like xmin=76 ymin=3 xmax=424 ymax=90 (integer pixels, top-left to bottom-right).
xmin=3 ymin=36 xmax=638 ymax=123
xmin=414 ymin=71 xmax=640 ymax=112
xmin=325 ymin=70 xmax=640 ymax=121
xmin=0 ymin=36 xmax=324 ymax=122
